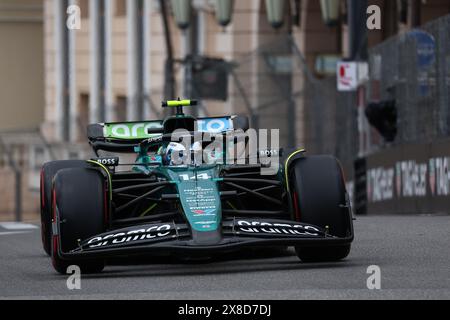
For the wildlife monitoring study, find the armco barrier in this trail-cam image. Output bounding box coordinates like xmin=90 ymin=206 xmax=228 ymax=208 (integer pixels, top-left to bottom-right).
xmin=354 ymin=139 xmax=450 ymax=215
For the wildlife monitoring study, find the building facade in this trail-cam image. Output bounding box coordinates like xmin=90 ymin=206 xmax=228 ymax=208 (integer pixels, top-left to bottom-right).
xmin=41 ymin=0 xmax=450 ymax=144
xmin=0 ymin=0 xmax=44 ymax=217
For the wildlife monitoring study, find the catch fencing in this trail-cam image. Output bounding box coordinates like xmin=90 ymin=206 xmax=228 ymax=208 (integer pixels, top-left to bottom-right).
xmin=230 ymin=34 xmax=358 ymax=170
xmin=367 ymin=14 xmax=450 ymax=148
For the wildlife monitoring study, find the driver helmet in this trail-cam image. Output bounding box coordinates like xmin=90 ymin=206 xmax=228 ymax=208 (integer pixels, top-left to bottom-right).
xmin=163 ymin=142 xmax=187 ymax=165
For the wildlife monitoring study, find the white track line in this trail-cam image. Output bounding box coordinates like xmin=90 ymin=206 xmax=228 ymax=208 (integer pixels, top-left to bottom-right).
xmin=0 ymin=222 xmax=38 ymax=230
xmin=0 ymin=231 xmax=30 ymax=236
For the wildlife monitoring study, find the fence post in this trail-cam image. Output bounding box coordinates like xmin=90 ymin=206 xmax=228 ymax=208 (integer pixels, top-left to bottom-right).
xmin=14 ymin=170 xmax=22 ymax=222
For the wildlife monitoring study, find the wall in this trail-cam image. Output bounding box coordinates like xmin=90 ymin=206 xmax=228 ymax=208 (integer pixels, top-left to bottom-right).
xmin=0 ymin=0 xmax=44 ymax=131
xmin=359 ymin=139 xmax=450 ymax=214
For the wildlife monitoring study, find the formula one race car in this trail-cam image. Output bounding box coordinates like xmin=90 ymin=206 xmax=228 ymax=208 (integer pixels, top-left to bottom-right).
xmin=40 ymin=99 xmax=354 ymax=274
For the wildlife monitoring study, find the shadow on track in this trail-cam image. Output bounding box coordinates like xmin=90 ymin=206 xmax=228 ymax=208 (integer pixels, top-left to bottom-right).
xmin=80 ymin=247 xmax=358 ymax=279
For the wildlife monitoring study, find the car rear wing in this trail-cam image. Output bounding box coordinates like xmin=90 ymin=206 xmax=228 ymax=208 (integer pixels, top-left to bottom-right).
xmin=87 ymin=116 xmax=249 ymax=153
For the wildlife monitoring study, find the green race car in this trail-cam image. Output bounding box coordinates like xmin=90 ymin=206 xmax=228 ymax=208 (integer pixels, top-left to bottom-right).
xmin=40 ymin=99 xmax=354 ymax=274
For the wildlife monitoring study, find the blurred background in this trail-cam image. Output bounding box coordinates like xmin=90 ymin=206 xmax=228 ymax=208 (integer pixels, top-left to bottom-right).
xmin=0 ymin=0 xmax=449 ymax=221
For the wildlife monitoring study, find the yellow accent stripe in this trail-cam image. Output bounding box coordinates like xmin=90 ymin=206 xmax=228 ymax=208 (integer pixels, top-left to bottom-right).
xmin=284 ymin=149 xmax=305 ymax=193
xmin=87 ymin=160 xmax=112 ymax=201
xmin=140 ymin=203 xmax=158 ymax=217
xmin=166 ymin=100 xmax=191 ymax=107
xmin=226 ymin=201 xmax=237 ymax=211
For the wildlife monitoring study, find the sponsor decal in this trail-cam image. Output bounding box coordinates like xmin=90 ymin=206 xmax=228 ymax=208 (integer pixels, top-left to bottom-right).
xmin=435 ymin=157 xmax=450 ymax=196
xmin=236 ymin=220 xmax=322 ymax=237
xmin=104 ymin=122 xmax=163 ymax=140
xmin=92 ymin=157 xmax=119 ymax=166
xmin=395 ymin=163 xmax=402 ymax=197
xmin=367 ymin=156 xmax=450 ymax=203
xmin=147 ymin=135 xmax=163 ymax=143
xmin=149 ymin=155 xmax=162 ymax=163
xmin=192 ymin=208 xmax=215 ymax=215
xmin=429 ymin=158 xmax=436 ymax=196
xmin=367 ymin=167 xmax=394 ymax=202
xmin=173 ymin=170 xmax=221 ymax=232
xmin=399 ymin=161 xmax=427 ymax=197
xmin=194 ymin=220 xmax=216 ymax=229
xmin=196 ymin=117 xmax=232 ymax=133
xmin=84 ymin=224 xmax=173 ymax=249
xmin=258 ymin=149 xmax=279 ymax=157
xmin=179 ymin=173 xmax=211 ymax=181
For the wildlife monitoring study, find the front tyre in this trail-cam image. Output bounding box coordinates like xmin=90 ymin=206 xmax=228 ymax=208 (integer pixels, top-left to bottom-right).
xmin=289 ymin=155 xmax=352 ymax=262
xmin=40 ymin=160 xmax=87 ymax=255
xmin=51 ymin=168 xmax=106 ymax=274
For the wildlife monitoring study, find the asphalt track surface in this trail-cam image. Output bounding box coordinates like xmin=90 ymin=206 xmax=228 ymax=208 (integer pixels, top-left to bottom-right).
xmin=0 ymin=215 xmax=449 ymax=300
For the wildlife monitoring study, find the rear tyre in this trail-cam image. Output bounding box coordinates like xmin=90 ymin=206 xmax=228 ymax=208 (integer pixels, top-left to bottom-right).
xmin=51 ymin=168 xmax=105 ymax=274
xmin=40 ymin=160 xmax=87 ymax=255
xmin=290 ymin=155 xmax=352 ymax=262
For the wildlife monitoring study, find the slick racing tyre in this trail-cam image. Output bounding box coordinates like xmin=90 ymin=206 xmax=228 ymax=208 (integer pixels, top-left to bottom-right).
xmin=290 ymin=155 xmax=352 ymax=262
xmin=40 ymin=160 xmax=87 ymax=256
xmin=51 ymin=168 xmax=106 ymax=274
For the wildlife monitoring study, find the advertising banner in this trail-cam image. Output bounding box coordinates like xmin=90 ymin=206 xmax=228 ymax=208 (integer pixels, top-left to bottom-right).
xmin=358 ymin=139 xmax=450 ymax=214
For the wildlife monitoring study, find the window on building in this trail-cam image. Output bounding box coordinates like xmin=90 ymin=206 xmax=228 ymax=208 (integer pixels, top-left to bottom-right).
xmin=11 ymin=145 xmax=26 ymax=168
xmin=32 ymin=146 xmax=46 ymax=171
xmin=399 ymin=0 xmax=408 ymax=24
xmin=115 ymin=96 xmax=127 ymax=122
xmin=78 ymin=93 xmax=90 ymax=141
xmin=115 ymin=0 xmax=127 ymax=17
xmin=78 ymin=0 xmax=89 ymax=18
xmin=0 ymin=144 xmax=5 ymax=168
